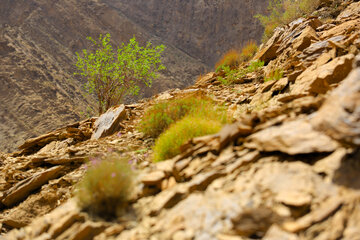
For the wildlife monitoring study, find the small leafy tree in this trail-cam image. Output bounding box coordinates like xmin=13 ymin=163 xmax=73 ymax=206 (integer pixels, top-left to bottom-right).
xmin=75 ymin=33 xmax=166 ymax=114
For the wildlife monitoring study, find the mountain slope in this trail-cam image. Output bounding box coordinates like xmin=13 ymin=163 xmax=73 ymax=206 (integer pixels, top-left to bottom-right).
xmin=0 ymin=0 xmax=268 ymax=152
xmin=1 ymin=0 xmax=360 ymax=238
xmin=105 ymin=0 xmax=268 ymax=66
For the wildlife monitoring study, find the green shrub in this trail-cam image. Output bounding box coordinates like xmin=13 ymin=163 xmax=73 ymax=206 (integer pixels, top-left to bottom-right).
xmin=255 ymin=0 xmax=321 ymax=42
xmin=246 ymin=60 xmax=265 ymax=73
xmin=75 ymin=153 xmax=135 ymax=219
xmin=216 ymin=65 xmax=239 ymax=85
xmin=139 ymin=95 xmax=227 ymax=138
xmin=264 ymin=69 xmax=283 ymax=82
xmin=216 ymin=60 xmax=264 ymax=85
xmin=75 ymin=33 xmax=165 ymax=114
xmin=153 ymin=116 xmax=222 ymax=162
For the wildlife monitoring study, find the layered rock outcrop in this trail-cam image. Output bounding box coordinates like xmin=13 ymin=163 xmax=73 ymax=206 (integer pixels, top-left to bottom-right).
xmin=1 ymin=0 xmax=360 ymax=239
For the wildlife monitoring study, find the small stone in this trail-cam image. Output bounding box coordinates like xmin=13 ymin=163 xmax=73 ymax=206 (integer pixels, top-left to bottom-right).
xmin=141 ymin=171 xmax=166 ymax=186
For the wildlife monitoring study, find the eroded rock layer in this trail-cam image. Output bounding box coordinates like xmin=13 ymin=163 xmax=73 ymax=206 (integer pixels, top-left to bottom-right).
xmin=1 ymin=1 xmax=360 ymax=240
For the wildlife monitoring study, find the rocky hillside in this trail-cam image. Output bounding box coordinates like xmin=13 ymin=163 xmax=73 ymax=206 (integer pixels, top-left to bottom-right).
xmin=0 ymin=0 xmax=267 ymax=153
xmin=1 ymin=0 xmax=360 ymax=239
xmin=104 ymin=0 xmax=268 ymax=66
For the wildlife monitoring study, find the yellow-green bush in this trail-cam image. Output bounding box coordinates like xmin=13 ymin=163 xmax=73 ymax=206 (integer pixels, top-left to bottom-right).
xmin=75 ymin=153 xmax=135 ymax=218
xmin=139 ymin=95 xmax=227 ymax=138
xmin=255 ymin=0 xmax=321 ymax=41
xmin=152 ymin=116 xmax=222 ymax=162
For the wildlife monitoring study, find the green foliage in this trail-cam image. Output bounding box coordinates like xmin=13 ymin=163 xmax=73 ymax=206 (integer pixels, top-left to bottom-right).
xmin=75 ymin=153 xmax=135 ymax=218
xmin=216 ymin=60 xmax=264 ymax=85
xmin=264 ymin=69 xmax=284 ymax=82
xmin=75 ymin=33 xmax=166 ymax=114
xmin=255 ymin=0 xmax=321 ymax=41
xmin=246 ymin=60 xmax=265 ymax=72
xmin=152 ymin=116 xmax=222 ymax=162
xmin=216 ymin=65 xmax=239 ymax=85
xmin=139 ymin=95 xmax=228 ymax=138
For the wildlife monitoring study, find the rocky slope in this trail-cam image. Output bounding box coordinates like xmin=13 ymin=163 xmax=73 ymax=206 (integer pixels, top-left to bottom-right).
xmin=104 ymin=0 xmax=268 ymax=66
xmin=1 ymin=0 xmax=360 ymax=239
xmin=1 ymin=0 xmax=268 ymax=153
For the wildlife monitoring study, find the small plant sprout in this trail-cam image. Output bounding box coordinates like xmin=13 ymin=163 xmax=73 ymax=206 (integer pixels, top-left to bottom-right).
xmin=264 ymin=69 xmax=284 ymax=82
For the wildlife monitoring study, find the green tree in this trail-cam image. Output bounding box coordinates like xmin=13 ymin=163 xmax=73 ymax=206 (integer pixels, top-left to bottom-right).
xmin=75 ymin=33 xmax=166 ymax=114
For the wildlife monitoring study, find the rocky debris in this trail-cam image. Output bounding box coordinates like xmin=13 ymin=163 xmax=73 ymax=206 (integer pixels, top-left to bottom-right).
xmin=245 ymin=120 xmax=338 ymax=155
xmin=0 ymin=166 xmax=65 ymax=208
xmin=2 ymin=1 xmax=360 ymax=239
xmin=0 ymin=105 xmax=151 ymax=233
xmin=311 ymin=55 xmax=360 ymax=146
xmin=91 ymin=105 xmax=126 ymax=140
xmin=16 ymin=119 xmax=95 ymax=156
xmin=290 ymin=53 xmax=354 ymax=95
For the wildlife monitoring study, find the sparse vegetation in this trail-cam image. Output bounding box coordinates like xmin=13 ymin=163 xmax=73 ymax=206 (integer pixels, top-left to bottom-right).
xmin=241 ymin=40 xmax=259 ymax=62
xmin=246 ymin=60 xmax=265 ymax=73
xmin=216 ymin=60 xmax=264 ymax=85
xmin=255 ymin=0 xmax=321 ymax=41
xmin=215 ymin=50 xmax=242 ymax=71
xmin=152 ymin=116 xmax=222 ymax=162
xmin=75 ymin=33 xmax=166 ymax=115
xmin=138 ymin=95 xmax=227 ymax=138
xmin=217 ymin=65 xmax=239 ymax=85
xmin=75 ymin=153 xmax=135 ymax=219
xmin=264 ymin=69 xmax=283 ymax=82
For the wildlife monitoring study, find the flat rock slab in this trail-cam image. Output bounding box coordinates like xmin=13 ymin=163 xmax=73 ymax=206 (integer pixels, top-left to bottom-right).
xmin=17 ymin=119 xmax=95 ymax=155
xmin=1 ymin=166 xmax=64 ymax=207
xmin=141 ymin=171 xmax=166 ymax=186
xmin=245 ymin=120 xmax=338 ymax=155
xmin=311 ymin=60 xmax=360 ymax=146
xmin=291 ymin=54 xmax=354 ymax=95
xmin=91 ymin=105 xmax=126 ymax=140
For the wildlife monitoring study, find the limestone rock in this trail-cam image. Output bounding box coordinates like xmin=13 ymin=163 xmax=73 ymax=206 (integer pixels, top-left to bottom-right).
xmin=149 ymin=184 xmax=189 ymax=216
xmin=291 ymin=54 xmax=354 ymax=95
xmin=91 ymin=105 xmax=126 ymax=140
xmin=255 ymin=27 xmax=284 ymax=64
xmin=293 ymin=26 xmax=319 ymax=52
xmin=140 ymin=171 xmax=166 ymax=186
xmin=245 ymin=120 xmax=338 ymax=155
xmin=337 ymin=2 xmax=360 ymax=20
xmin=1 ymin=166 xmax=64 ymax=207
xmin=283 ymin=197 xmax=343 ymax=233
xmin=311 ymin=57 xmax=360 ymax=146
xmin=17 ymin=119 xmax=95 ymax=155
